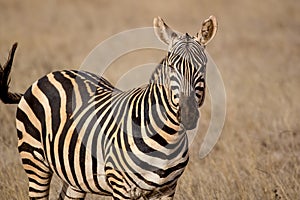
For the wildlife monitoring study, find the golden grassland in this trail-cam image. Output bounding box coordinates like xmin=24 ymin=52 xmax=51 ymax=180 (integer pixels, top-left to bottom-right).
xmin=0 ymin=0 xmax=299 ymax=199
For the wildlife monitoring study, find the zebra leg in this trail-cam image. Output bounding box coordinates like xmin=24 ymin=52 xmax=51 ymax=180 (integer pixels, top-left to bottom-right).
xmin=19 ymin=148 xmax=53 ymax=199
xmin=159 ymin=186 xmax=176 ymax=200
xmin=105 ymin=167 xmax=131 ymax=199
xmin=58 ymin=183 xmax=86 ymax=200
xmin=160 ymin=194 xmax=175 ymax=200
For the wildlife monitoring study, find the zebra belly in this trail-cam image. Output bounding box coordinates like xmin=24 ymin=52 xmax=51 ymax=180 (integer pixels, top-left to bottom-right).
xmin=46 ymin=126 xmax=111 ymax=195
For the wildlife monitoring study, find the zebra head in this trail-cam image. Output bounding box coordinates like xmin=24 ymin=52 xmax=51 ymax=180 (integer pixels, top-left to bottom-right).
xmin=153 ymin=16 xmax=217 ymax=130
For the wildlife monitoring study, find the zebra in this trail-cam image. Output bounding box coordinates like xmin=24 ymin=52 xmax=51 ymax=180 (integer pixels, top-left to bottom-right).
xmin=0 ymin=16 xmax=217 ymax=200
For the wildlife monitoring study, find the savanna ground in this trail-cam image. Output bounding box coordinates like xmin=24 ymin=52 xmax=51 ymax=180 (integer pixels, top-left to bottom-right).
xmin=0 ymin=0 xmax=299 ymax=199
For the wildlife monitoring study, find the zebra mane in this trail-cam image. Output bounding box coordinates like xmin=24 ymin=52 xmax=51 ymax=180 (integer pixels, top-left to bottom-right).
xmin=149 ymin=57 xmax=171 ymax=86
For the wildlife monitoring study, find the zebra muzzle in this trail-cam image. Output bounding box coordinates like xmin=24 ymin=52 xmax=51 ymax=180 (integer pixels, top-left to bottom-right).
xmin=178 ymin=94 xmax=199 ymax=130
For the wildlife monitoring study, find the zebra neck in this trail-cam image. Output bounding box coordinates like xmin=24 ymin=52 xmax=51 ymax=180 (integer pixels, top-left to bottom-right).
xmin=126 ymin=83 xmax=187 ymax=159
xmin=146 ymin=60 xmax=186 ymax=143
xmin=149 ymin=58 xmax=180 ymax=113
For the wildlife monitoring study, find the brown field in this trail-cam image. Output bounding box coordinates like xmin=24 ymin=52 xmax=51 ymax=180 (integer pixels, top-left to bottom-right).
xmin=0 ymin=0 xmax=299 ymax=199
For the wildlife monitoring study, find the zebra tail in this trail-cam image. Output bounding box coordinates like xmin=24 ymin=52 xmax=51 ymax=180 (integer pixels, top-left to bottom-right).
xmin=0 ymin=43 xmax=23 ymax=104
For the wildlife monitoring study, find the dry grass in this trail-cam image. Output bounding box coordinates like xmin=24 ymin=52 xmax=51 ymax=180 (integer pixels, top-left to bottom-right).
xmin=0 ymin=0 xmax=299 ymax=199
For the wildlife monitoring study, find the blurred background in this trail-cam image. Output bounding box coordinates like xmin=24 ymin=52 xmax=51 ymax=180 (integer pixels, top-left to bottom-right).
xmin=0 ymin=0 xmax=299 ymax=199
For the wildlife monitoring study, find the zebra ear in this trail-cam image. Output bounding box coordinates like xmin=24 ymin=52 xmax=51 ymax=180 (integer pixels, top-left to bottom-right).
xmin=153 ymin=16 xmax=179 ymax=45
xmin=197 ymin=15 xmax=218 ymax=46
